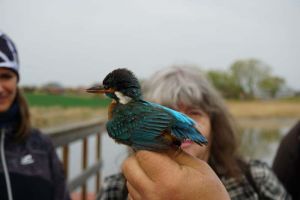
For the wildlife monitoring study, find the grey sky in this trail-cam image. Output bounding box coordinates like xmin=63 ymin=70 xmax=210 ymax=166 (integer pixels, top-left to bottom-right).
xmin=1 ymin=0 xmax=299 ymax=89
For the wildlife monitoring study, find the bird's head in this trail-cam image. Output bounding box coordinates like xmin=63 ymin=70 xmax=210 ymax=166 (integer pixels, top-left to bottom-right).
xmin=86 ymin=68 xmax=142 ymax=104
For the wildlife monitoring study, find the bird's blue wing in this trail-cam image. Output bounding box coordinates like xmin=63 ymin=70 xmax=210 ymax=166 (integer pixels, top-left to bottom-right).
xmin=107 ymin=103 xmax=175 ymax=150
xmin=143 ymin=101 xmax=196 ymax=125
xmin=143 ymin=101 xmax=208 ymax=145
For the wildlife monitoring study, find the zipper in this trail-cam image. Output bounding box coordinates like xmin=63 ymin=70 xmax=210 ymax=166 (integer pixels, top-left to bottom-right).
xmin=1 ymin=128 xmax=13 ymax=200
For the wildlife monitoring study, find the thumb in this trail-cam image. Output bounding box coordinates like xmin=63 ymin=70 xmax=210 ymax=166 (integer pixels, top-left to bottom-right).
xmin=166 ymin=148 xmax=213 ymax=174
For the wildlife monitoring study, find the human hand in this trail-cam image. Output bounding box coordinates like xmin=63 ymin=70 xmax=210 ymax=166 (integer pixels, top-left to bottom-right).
xmin=122 ymin=150 xmax=230 ymax=200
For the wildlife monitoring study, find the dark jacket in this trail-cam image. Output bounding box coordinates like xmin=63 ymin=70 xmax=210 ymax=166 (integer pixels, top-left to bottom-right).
xmin=0 ymin=127 xmax=70 ymax=200
xmin=273 ymin=121 xmax=300 ymax=200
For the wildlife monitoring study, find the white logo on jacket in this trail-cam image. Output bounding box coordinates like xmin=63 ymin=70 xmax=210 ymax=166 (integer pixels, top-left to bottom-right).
xmin=20 ymin=154 xmax=34 ymax=165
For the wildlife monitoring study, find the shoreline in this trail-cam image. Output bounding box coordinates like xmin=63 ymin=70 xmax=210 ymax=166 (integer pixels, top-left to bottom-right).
xmin=30 ymin=100 xmax=300 ymax=129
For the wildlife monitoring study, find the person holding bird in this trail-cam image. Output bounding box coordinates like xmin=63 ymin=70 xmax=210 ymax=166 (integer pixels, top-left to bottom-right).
xmin=0 ymin=32 xmax=70 ymax=200
xmin=90 ymin=66 xmax=290 ymax=200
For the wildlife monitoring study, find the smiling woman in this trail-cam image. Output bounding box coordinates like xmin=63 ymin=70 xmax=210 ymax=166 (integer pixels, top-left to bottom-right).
xmin=0 ymin=69 xmax=17 ymax=113
xmin=0 ymin=32 xmax=70 ymax=200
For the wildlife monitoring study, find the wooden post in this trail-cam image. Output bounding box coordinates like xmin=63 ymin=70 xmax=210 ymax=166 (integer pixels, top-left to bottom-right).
xmin=96 ymin=133 xmax=101 ymax=193
xmin=82 ymin=138 xmax=88 ymax=200
xmin=63 ymin=145 xmax=69 ymax=179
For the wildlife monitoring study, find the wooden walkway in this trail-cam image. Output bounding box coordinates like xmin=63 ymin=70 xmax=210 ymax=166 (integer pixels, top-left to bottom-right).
xmin=44 ymin=117 xmax=106 ymax=200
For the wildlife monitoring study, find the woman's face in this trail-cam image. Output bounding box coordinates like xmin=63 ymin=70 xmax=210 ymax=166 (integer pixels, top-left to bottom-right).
xmin=178 ymin=106 xmax=212 ymax=162
xmin=0 ymin=68 xmax=18 ymax=112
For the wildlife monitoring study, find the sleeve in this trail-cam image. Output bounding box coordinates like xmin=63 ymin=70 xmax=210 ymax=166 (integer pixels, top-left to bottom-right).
xmin=48 ymin=140 xmax=71 ymax=200
xmin=250 ymin=160 xmax=291 ymax=200
xmin=272 ymin=121 xmax=300 ymax=198
xmin=98 ymin=173 xmax=127 ymax=200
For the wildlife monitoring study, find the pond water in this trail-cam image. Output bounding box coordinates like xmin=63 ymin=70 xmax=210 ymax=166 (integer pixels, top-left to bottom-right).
xmin=238 ymin=127 xmax=287 ymax=165
xmin=63 ymin=118 xmax=299 ymax=192
xmin=237 ymin=118 xmax=298 ymax=165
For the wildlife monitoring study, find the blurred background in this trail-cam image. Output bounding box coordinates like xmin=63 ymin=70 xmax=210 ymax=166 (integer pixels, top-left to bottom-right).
xmin=1 ymin=0 xmax=299 ymax=199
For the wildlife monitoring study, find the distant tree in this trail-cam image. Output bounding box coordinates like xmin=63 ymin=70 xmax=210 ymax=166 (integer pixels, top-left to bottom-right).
xmin=21 ymin=86 xmax=38 ymax=93
xmin=42 ymin=82 xmax=65 ymax=95
xmin=259 ymin=76 xmax=285 ymax=98
xmin=230 ymin=59 xmax=270 ymax=99
xmin=43 ymin=82 xmax=63 ymax=88
xmin=207 ymin=70 xmax=243 ymax=99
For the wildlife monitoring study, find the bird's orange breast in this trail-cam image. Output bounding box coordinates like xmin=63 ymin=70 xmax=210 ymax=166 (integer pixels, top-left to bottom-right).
xmin=108 ymin=101 xmax=117 ymax=120
xmin=161 ymin=130 xmax=180 ymax=145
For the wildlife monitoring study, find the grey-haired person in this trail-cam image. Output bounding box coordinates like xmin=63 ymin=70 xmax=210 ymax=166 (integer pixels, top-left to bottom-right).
xmin=100 ymin=66 xmax=290 ymax=200
xmin=0 ymin=32 xmax=70 ymax=200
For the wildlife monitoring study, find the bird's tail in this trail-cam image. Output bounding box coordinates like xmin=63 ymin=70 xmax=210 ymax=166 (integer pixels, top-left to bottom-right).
xmin=172 ymin=123 xmax=208 ymax=146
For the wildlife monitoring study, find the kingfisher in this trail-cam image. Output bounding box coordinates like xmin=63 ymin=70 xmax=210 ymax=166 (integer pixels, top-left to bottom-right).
xmin=87 ymin=68 xmax=208 ymax=151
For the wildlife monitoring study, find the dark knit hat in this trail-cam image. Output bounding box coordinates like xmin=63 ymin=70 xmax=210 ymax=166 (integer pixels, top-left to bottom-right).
xmin=0 ymin=32 xmax=19 ymax=79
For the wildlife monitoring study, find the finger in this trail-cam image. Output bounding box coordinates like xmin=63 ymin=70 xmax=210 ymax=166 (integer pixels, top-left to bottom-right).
xmin=135 ymin=150 xmax=180 ymax=181
xmin=127 ymin=181 xmax=141 ymax=200
xmin=122 ymin=154 xmax=153 ymax=191
xmin=167 ymin=148 xmax=207 ymax=172
xmin=128 ymin=194 xmax=133 ymax=200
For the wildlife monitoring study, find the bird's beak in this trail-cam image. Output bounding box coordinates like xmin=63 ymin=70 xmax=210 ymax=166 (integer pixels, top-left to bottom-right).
xmin=86 ymin=85 xmax=115 ymax=94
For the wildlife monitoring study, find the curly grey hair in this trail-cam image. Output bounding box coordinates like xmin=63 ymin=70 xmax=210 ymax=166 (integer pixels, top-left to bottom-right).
xmin=143 ymin=65 xmax=242 ymax=177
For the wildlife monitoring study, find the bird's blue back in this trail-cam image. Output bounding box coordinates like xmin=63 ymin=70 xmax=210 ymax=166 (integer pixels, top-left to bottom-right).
xmin=106 ymin=100 xmax=207 ymax=151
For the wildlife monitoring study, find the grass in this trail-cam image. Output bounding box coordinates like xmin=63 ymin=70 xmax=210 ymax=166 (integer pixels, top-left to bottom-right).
xmin=30 ymin=106 xmax=107 ymax=128
xmin=25 ymin=92 xmax=110 ymax=128
xmin=226 ymin=100 xmax=300 ymax=118
xmin=25 ymin=92 xmax=300 ymax=128
xmin=25 ymin=93 xmax=110 ymax=107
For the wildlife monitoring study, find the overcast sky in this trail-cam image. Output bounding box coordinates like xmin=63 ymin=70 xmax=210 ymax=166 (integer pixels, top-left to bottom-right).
xmin=1 ymin=0 xmax=299 ymax=89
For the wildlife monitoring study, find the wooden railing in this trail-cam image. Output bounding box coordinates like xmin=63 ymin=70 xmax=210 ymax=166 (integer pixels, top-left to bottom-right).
xmin=43 ymin=117 xmax=107 ymax=200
